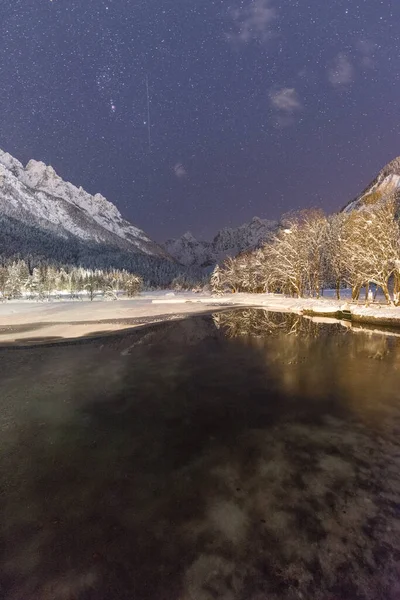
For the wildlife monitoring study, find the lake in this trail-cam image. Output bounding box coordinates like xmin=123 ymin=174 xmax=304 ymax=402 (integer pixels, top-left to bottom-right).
xmin=0 ymin=309 xmax=400 ymax=600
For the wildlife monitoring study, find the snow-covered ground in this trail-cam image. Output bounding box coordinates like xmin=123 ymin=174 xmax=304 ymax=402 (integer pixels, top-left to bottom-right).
xmin=155 ymin=291 xmax=400 ymax=327
xmin=1 ymin=290 xmax=400 ymax=345
xmin=0 ymin=294 xmax=221 ymax=344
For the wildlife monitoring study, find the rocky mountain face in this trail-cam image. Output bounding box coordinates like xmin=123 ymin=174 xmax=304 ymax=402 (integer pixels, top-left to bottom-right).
xmin=163 ymin=232 xmax=214 ymax=269
xmin=164 ymin=217 xmax=279 ymax=268
xmin=343 ymin=157 xmax=400 ymax=213
xmin=0 ymin=149 xmax=169 ymax=258
xmin=0 ymin=150 xmax=181 ymax=282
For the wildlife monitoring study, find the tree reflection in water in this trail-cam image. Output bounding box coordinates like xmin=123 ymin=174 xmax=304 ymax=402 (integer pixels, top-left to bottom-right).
xmin=214 ymin=308 xmax=400 ymax=420
xmin=213 ymin=308 xmax=322 ymax=338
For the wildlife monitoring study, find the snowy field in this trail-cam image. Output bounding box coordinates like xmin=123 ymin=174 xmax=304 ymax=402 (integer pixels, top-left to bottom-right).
xmin=1 ymin=290 xmax=400 ymax=344
xmin=0 ymin=293 xmax=221 ymax=344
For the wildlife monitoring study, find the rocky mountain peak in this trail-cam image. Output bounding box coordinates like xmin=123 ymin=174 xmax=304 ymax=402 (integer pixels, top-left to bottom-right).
xmin=164 ymin=217 xmax=279 ymax=268
xmin=343 ymin=156 xmax=400 ymax=213
xmin=181 ymin=231 xmax=197 ymax=243
xmin=24 ymin=159 xmax=58 ymax=188
xmin=0 ymin=149 xmax=23 ymax=175
xmin=376 ymin=156 xmax=400 ymax=178
xmin=0 ymin=147 xmax=171 ymax=262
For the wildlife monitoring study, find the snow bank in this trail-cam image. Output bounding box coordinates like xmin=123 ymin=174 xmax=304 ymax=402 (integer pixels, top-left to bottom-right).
xmin=2 ymin=291 xmax=400 ymax=345
xmin=153 ymin=291 xmax=400 ymax=325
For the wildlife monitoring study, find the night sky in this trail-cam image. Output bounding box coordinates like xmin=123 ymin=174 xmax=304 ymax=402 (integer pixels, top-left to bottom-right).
xmin=1 ymin=1 xmax=399 ymax=241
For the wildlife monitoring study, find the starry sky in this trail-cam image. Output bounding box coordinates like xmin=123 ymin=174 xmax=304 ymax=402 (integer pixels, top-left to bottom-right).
xmin=1 ymin=0 xmax=399 ymax=241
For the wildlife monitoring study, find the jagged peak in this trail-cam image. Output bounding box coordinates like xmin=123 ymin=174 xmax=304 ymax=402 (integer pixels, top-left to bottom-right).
xmin=24 ymin=159 xmax=59 ymax=187
xmin=0 ymin=149 xmax=24 ymax=174
xmin=0 ymin=147 xmax=169 ymax=260
xmin=164 ymin=217 xmax=278 ymax=267
xmin=25 ymin=158 xmax=53 ymax=172
xmin=22 ymin=158 xmax=119 ymax=217
xmin=93 ymin=192 xmax=117 ymax=210
xmin=181 ymin=231 xmax=197 ymax=242
xmin=1 ymin=150 xmax=122 ymax=221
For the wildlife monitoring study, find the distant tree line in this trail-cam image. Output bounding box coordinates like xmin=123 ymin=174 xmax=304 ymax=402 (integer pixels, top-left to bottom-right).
xmin=0 ymin=262 xmax=144 ymax=301
xmin=211 ymin=196 xmax=400 ymax=305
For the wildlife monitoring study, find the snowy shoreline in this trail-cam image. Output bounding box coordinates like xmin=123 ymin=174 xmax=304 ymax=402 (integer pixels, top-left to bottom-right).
xmin=155 ymin=293 xmax=400 ymax=327
xmin=1 ymin=291 xmax=400 ymax=345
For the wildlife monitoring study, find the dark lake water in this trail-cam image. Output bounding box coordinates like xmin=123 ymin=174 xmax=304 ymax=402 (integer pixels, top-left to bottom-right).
xmin=1 ymin=309 xmax=400 ymax=600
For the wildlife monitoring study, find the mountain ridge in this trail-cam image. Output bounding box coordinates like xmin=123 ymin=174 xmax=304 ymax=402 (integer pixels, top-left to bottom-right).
xmin=0 ymin=149 xmax=171 ymax=260
xmin=343 ymin=156 xmax=400 ymax=213
xmin=3 ymin=148 xmax=399 ymax=278
xmin=0 ymin=149 xmax=186 ymax=284
xmin=164 ymin=216 xmax=279 ymax=268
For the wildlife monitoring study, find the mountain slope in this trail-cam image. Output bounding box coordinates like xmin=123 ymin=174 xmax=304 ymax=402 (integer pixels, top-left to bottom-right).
xmin=343 ymin=157 xmax=400 ymax=213
xmin=164 ymin=217 xmax=279 ymax=267
xmin=0 ymin=149 xmax=169 ymax=260
xmin=163 ymin=232 xmax=214 ymax=268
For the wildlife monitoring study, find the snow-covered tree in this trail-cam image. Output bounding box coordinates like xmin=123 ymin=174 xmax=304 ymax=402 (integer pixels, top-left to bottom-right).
xmin=325 ymin=213 xmax=348 ymax=299
xmin=340 ymin=197 xmax=400 ymax=304
xmin=123 ymin=273 xmax=143 ymax=297
xmin=82 ymin=270 xmax=102 ymax=301
xmin=5 ymin=260 xmax=29 ymax=298
xmin=0 ymin=266 xmax=8 ymax=299
xmin=267 ymin=210 xmax=328 ymax=298
xmin=210 ymin=265 xmax=223 ymax=295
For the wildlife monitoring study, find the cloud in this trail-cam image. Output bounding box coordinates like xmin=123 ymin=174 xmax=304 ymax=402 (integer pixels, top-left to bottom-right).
xmin=269 ymin=88 xmax=302 ymax=113
xmin=356 ymin=39 xmax=376 ymax=69
xmin=269 ymin=87 xmax=303 ymax=128
xmin=328 ymin=53 xmax=354 ymax=87
xmin=174 ymin=163 xmax=187 ymax=179
xmin=227 ymin=0 xmax=276 ymax=44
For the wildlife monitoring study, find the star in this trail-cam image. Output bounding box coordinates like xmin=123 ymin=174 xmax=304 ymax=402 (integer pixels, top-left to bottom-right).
xmin=0 ymin=0 xmax=398 ymax=241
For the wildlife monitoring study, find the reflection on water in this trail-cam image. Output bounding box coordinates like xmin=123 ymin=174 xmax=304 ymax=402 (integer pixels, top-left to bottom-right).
xmin=215 ymin=310 xmax=400 ymax=421
xmin=1 ymin=309 xmax=400 ymax=600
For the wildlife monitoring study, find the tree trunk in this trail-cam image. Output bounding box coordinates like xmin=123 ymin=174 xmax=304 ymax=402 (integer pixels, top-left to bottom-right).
xmin=351 ymin=284 xmax=361 ymax=301
xmin=394 ymin=273 xmax=400 ymax=306
xmin=336 ymin=279 xmax=341 ymax=300
xmin=315 ymin=277 xmax=321 ymax=298
xmin=381 ymin=283 xmax=393 ymax=305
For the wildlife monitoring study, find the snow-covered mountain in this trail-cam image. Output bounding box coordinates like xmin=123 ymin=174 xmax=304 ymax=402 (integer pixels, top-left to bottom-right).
xmin=163 ymin=232 xmax=213 ymax=268
xmin=164 ymin=216 xmax=279 ymax=267
xmin=343 ymin=157 xmax=400 ymax=213
xmin=0 ymin=149 xmax=169 ymax=260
